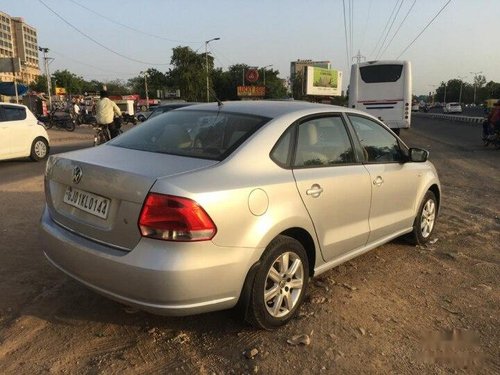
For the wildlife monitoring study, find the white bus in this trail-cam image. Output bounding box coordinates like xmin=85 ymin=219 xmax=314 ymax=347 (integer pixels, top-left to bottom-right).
xmin=349 ymin=60 xmax=412 ymax=134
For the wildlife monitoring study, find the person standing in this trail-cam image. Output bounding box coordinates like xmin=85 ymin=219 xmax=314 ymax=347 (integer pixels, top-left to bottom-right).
xmin=95 ymin=90 xmax=122 ymax=139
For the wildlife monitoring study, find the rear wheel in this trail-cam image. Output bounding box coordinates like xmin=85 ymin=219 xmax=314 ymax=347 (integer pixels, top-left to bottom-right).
xmin=410 ymin=191 xmax=437 ymax=245
xmin=245 ymin=235 xmax=309 ymax=330
xmin=65 ymin=120 xmax=76 ymax=132
xmin=30 ymin=137 xmax=49 ymax=161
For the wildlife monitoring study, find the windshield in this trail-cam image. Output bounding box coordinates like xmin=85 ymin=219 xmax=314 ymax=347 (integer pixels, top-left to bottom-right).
xmin=359 ymin=64 xmax=403 ymax=83
xmin=109 ymin=109 xmax=270 ymax=160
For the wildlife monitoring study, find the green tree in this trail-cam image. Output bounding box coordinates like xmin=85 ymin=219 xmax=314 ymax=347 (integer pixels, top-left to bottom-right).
xmin=52 ymin=69 xmax=87 ymax=95
xmin=29 ymin=74 xmax=48 ymax=93
xmin=167 ymin=46 xmax=208 ymax=101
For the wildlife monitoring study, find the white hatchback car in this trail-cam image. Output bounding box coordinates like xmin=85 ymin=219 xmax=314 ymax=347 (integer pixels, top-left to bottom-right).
xmin=443 ymin=102 xmax=462 ymax=114
xmin=0 ymin=103 xmax=50 ymax=161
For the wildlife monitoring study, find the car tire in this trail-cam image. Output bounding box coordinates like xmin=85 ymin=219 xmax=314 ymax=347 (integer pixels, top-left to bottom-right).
xmin=30 ymin=137 xmax=49 ymax=161
xmin=410 ymin=191 xmax=437 ymax=245
xmin=245 ymin=235 xmax=309 ymax=330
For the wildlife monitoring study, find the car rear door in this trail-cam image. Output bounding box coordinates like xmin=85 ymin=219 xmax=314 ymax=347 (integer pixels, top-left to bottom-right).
xmin=0 ymin=105 xmax=30 ymax=157
xmin=290 ymin=115 xmax=371 ymax=262
xmin=347 ymin=114 xmax=419 ymax=243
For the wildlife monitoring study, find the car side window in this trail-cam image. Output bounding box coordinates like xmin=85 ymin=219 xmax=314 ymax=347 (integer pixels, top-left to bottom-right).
xmin=270 ymin=127 xmax=293 ymax=167
xmin=293 ymin=116 xmax=355 ymax=168
xmin=347 ymin=115 xmax=403 ymax=163
xmin=1 ymin=106 xmax=26 ymax=122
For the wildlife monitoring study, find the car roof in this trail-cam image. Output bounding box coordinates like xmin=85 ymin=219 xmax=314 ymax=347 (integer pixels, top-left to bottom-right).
xmin=178 ymin=100 xmax=355 ymax=119
xmin=0 ymin=102 xmax=28 ymax=109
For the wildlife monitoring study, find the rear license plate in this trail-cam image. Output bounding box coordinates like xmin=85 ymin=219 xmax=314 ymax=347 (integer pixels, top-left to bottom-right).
xmin=63 ymin=186 xmax=110 ymax=219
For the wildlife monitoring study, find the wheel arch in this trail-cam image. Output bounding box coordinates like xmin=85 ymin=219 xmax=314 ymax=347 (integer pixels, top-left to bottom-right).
xmin=279 ymin=227 xmax=317 ymax=278
xmin=428 ymin=183 xmax=441 ymax=214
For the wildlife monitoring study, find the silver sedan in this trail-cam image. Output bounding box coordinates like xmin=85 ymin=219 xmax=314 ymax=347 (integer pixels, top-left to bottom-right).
xmin=40 ymin=101 xmax=440 ymax=329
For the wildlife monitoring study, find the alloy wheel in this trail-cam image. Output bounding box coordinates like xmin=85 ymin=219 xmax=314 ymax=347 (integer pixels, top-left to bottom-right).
xmin=264 ymin=251 xmax=304 ymax=318
xmin=420 ymin=199 xmax=436 ymax=238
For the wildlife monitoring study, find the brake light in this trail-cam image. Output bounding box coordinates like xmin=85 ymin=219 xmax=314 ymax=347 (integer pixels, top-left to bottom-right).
xmin=138 ymin=193 xmax=216 ymax=241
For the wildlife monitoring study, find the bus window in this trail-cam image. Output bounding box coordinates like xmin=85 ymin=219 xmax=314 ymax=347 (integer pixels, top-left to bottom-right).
xmin=359 ymin=65 xmax=403 ymax=83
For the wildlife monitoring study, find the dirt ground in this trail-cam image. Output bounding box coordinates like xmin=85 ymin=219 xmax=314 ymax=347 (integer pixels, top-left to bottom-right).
xmin=0 ymin=123 xmax=498 ymax=374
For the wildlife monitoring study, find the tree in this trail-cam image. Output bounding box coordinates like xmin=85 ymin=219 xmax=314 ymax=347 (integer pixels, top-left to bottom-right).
xmin=29 ymin=74 xmax=48 ymax=93
xmin=52 ymin=70 xmax=87 ymax=95
xmin=167 ymin=46 xmax=208 ymax=101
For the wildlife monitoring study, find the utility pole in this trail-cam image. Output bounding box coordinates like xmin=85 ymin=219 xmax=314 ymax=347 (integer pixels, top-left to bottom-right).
xmin=458 ymin=75 xmax=467 ymax=105
xmin=140 ymin=71 xmax=149 ymax=109
xmin=38 ymin=47 xmax=52 ymax=111
xmin=470 ymin=71 xmax=482 ymax=105
xmin=352 ymin=50 xmax=366 ymax=64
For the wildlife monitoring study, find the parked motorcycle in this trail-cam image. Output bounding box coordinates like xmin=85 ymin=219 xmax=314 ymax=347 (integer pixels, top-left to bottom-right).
xmin=38 ymin=109 xmax=76 ymax=132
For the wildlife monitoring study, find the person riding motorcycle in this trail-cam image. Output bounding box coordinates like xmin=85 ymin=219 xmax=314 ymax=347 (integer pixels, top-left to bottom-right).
xmin=483 ymin=100 xmax=500 ymax=146
xmin=95 ymin=90 xmax=122 ymax=139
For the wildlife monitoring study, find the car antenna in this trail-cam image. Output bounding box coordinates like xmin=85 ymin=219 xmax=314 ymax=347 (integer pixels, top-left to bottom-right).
xmin=210 ymin=88 xmax=223 ymax=107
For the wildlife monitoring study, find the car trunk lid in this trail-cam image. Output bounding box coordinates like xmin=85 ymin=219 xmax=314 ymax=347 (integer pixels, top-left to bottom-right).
xmin=45 ymin=145 xmax=217 ymax=250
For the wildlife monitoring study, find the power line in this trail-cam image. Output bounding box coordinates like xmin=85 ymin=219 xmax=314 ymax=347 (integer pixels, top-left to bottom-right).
xmin=378 ymin=0 xmax=417 ymax=59
xmin=342 ymin=0 xmax=350 ymax=66
xmin=68 ymin=0 xmax=201 ymax=45
xmin=37 ymin=0 xmax=170 ymax=66
xmin=397 ymin=0 xmax=452 ymax=59
xmin=370 ymin=0 xmax=400 ymax=58
xmin=359 ymin=0 xmax=373 ymax=51
xmin=375 ymin=0 xmax=405 ymax=59
xmin=50 ymin=49 xmax=137 ymax=76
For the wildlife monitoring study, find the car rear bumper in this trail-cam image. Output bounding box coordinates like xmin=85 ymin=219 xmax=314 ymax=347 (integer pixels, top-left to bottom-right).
xmin=40 ymin=206 xmax=262 ymax=316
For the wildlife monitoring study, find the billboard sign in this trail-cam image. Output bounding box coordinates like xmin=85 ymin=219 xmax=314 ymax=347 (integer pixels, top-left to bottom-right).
xmin=305 ymin=67 xmax=342 ymax=96
xmin=237 ymin=86 xmax=266 ymax=97
xmin=0 ymin=57 xmax=21 ymax=73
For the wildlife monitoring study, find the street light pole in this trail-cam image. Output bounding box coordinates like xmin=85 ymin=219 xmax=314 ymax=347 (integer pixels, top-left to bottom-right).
xmin=458 ymin=75 xmax=467 ymax=105
xmin=262 ymin=64 xmax=273 ymax=86
xmin=205 ymin=37 xmax=220 ymax=102
xmin=470 ymin=71 xmax=482 ymax=105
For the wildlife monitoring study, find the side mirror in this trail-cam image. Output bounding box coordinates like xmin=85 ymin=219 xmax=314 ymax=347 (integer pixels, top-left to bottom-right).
xmin=409 ymin=148 xmax=429 ymax=162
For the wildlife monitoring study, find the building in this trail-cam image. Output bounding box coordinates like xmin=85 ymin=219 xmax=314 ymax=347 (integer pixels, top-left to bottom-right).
xmin=0 ymin=11 xmax=40 ymax=84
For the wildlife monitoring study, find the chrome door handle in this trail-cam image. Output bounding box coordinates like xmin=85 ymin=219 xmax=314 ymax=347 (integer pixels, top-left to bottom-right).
xmin=373 ymin=176 xmax=384 ymax=187
xmin=306 ymin=184 xmax=323 ymax=198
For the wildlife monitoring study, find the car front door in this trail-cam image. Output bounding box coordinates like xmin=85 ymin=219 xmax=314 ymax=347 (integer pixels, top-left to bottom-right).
xmin=0 ymin=106 xmax=13 ymax=159
xmin=347 ymin=114 xmax=420 ymax=244
xmin=290 ymin=115 xmax=371 ymax=262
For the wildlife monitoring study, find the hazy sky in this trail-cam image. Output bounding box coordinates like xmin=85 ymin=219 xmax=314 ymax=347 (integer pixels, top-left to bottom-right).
xmin=2 ymin=0 xmax=499 ymax=95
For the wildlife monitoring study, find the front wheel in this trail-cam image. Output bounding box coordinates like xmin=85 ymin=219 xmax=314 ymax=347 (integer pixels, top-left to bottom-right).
xmin=410 ymin=191 xmax=437 ymax=245
xmin=245 ymin=235 xmax=309 ymax=330
xmin=30 ymin=137 xmax=49 ymax=161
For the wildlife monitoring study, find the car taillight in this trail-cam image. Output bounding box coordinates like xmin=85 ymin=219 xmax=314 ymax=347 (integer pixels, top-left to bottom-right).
xmin=138 ymin=193 xmax=216 ymax=241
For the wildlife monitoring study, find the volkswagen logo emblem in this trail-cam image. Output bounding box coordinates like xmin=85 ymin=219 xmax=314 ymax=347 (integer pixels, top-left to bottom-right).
xmin=72 ymin=166 xmax=83 ymax=184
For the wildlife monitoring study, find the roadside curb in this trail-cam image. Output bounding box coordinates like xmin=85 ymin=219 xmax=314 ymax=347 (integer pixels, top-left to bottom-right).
xmin=414 ymin=112 xmax=483 ymax=125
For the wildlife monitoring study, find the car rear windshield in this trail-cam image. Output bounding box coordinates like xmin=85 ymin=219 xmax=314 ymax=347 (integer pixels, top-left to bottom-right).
xmin=359 ymin=64 xmax=403 ymax=83
xmin=109 ymin=109 xmax=270 ymax=160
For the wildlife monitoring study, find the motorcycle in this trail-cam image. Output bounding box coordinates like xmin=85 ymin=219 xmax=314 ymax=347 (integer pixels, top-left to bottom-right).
xmin=482 ymin=119 xmax=500 ymax=149
xmin=76 ymin=112 xmax=97 ymax=125
xmin=38 ymin=109 xmax=76 ymax=132
xmin=93 ymin=117 xmax=124 ymax=146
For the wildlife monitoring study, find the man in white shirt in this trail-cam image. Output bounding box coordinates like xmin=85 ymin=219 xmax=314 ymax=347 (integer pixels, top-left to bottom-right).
xmin=95 ymin=90 xmax=122 ymax=139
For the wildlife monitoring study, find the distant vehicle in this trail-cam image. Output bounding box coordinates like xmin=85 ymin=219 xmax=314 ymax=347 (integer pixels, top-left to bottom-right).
xmin=40 ymin=101 xmax=440 ymax=329
xmin=0 ymin=103 xmax=50 ymax=161
xmin=137 ymin=102 xmax=195 ymax=122
xmin=349 ymin=60 xmax=412 ymax=135
xmin=443 ymin=102 xmax=462 ymax=114
xmin=412 ymin=103 xmax=419 ymax=112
